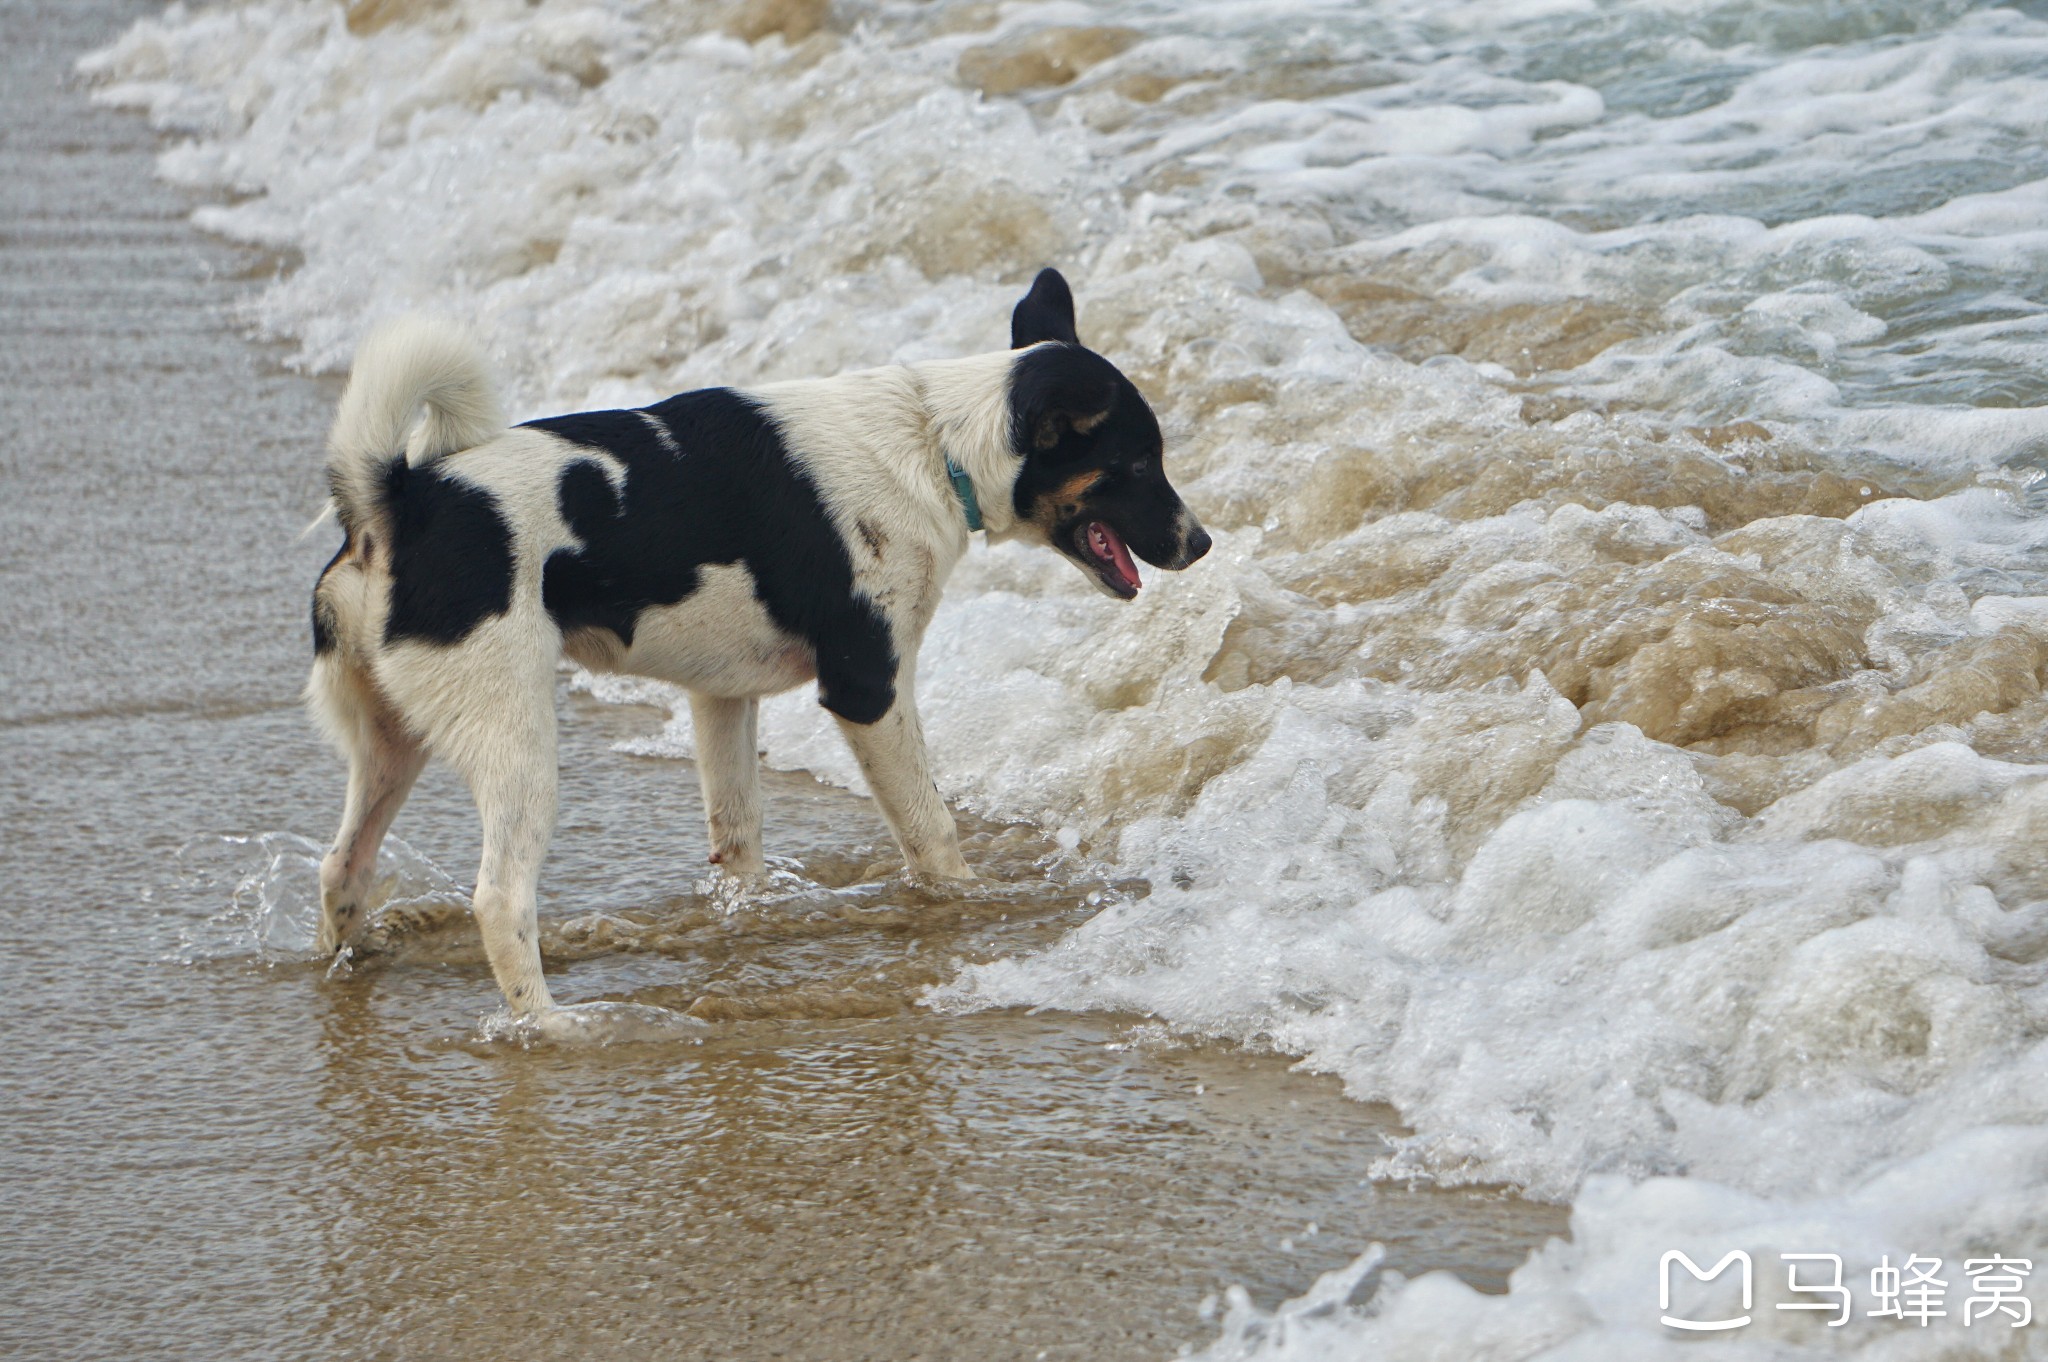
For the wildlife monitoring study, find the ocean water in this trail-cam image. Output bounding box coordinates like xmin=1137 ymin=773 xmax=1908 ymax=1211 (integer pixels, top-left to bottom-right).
xmin=78 ymin=0 xmax=2048 ymax=1355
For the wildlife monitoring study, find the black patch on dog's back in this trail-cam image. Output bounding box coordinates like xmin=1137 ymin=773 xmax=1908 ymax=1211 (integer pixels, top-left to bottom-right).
xmin=542 ymin=455 xmax=651 ymax=643
xmin=381 ymin=459 xmax=516 ymax=647
xmin=532 ymin=410 xmax=694 ymax=647
xmin=526 ymin=390 xmax=898 ymax=724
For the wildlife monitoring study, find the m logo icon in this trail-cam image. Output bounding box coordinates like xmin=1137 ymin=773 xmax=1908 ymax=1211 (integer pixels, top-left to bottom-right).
xmin=1661 ymin=1250 xmax=1753 ymax=1331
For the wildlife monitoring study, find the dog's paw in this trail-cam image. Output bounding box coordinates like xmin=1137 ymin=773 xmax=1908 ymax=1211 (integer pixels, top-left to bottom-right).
xmin=315 ymin=914 xmax=370 ymax=970
xmin=705 ymin=839 xmax=765 ymax=875
xmin=312 ymin=913 xmax=355 ymax=958
xmin=701 ymin=856 xmax=813 ymax=915
xmin=478 ymin=1001 xmax=708 ymax=1047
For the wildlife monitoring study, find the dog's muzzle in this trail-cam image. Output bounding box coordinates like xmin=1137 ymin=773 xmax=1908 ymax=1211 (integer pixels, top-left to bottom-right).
xmin=1167 ymin=518 xmax=1212 ymax=570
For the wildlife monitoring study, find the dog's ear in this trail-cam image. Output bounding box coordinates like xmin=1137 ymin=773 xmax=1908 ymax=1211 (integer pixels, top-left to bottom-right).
xmin=1011 ymin=267 xmax=1080 ymax=348
xmin=1011 ymin=342 xmax=1117 ymax=458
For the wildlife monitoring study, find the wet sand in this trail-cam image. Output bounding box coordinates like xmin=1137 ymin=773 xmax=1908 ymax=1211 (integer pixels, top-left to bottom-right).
xmin=0 ymin=4 xmax=1565 ymax=1358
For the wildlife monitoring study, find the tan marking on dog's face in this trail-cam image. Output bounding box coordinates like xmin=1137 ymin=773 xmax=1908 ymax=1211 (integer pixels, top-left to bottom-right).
xmin=1025 ymin=469 xmax=1105 ymax=535
xmin=1056 ymin=470 xmax=1104 ymax=501
xmin=856 ymin=517 xmax=888 ymax=558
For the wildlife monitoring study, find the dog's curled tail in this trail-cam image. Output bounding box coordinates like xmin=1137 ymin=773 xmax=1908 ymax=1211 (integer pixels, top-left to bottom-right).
xmin=326 ymin=315 xmax=504 ymax=537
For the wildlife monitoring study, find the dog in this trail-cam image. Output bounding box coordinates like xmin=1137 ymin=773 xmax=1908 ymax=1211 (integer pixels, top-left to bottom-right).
xmin=307 ymin=268 xmax=1210 ymax=1019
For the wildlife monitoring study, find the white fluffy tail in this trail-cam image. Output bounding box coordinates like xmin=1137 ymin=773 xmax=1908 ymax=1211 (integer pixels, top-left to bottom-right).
xmin=325 ymin=315 xmax=504 ymax=538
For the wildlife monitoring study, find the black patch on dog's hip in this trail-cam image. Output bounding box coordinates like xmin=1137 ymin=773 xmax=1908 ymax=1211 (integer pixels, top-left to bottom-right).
xmin=381 ymin=459 xmax=516 ymax=647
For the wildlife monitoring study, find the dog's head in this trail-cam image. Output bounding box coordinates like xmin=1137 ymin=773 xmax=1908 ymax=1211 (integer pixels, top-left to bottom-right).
xmin=1005 ymin=269 xmax=1210 ymax=599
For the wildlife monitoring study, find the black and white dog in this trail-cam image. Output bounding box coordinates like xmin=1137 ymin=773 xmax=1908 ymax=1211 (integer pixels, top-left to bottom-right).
xmin=308 ymin=269 xmax=1209 ymax=1019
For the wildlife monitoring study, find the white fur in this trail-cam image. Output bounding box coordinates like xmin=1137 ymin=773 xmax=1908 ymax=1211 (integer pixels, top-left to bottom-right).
xmin=325 ymin=316 xmax=505 ymax=538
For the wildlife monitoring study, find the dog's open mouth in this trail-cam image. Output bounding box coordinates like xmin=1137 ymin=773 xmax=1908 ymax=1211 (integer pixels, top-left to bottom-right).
xmin=1076 ymin=520 xmax=1142 ymax=599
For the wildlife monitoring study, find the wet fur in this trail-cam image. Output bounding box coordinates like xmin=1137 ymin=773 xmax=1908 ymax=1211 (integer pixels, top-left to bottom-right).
xmin=306 ymin=271 xmax=1209 ymax=1019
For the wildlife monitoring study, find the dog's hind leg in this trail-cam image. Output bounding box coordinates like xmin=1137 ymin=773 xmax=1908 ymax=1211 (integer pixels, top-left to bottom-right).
xmin=465 ymin=751 xmax=558 ymax=1017
xmin=426 ymin=667 xmax=561 ymax=1018
xmin=312 ymin=658 xmax=428 ymax=955
xmin=832 ymin=681 xmax=973 ymax=881
xmin=317 ymin=732 xmax=428 ymax=954
xmin=688 ymin=692 xmax=763 ymax=876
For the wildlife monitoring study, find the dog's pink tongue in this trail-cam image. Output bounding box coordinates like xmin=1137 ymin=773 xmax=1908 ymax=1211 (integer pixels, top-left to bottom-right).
xmin=1090 ymin=521 xmax=1142 ymax=593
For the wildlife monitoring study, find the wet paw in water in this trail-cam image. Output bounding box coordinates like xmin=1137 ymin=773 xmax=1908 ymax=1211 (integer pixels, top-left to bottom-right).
xmin=697 ymin=854 xmax=818 ymax=916
xmin=169 ymin=827 xmax=1136 ymax=1031
xmin=475 ymin=1000 xmax=708 ymax=1047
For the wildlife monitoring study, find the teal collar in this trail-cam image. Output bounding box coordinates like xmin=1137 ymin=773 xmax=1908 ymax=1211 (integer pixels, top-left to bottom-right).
xmin=945 ymin=456 xmax=983 ymax=533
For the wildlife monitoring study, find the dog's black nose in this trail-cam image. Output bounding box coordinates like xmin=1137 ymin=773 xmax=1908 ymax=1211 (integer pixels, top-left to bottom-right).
xmin=1183 ymin=525 xmax=1212 ymax=565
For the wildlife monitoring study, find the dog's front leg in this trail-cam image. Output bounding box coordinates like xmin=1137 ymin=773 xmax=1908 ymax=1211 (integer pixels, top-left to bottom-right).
xmin=688 ymin=692 xmax=764 ymax=876
xmin=834 ymin=690 xmax=973 ymax=880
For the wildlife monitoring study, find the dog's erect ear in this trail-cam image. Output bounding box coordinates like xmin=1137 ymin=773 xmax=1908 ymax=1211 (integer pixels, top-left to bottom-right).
xmin=1011 ymin=267 xmax=1080 ymax=348
xmin=1011 ymin=342 xmax=1118 ymax=458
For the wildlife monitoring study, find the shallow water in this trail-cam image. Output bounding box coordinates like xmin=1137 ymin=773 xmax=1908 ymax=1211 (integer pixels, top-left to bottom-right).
xmin=40 ymin=0 xmax=2048 ymax=1356
xmin=0 ymin=5 xmax=1563 ymax=1358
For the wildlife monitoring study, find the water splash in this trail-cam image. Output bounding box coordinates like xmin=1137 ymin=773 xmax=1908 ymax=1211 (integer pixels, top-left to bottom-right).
xmin=1187 ymin=1245 xmax=1389 ymax=1362
xmin=474 ymin=999 xmax=708 ymax=1047
xmin=169 ymin=831 xmax=469 ymax=964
